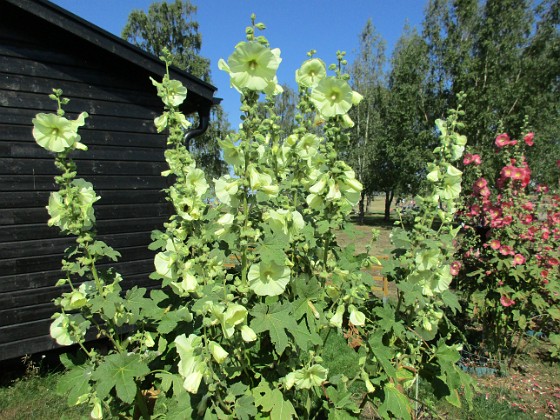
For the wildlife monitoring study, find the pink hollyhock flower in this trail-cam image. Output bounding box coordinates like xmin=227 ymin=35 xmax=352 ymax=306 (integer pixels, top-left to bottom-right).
xmin=550 ymin=212 xmax=560 ymax=224
xmin=497 ymin=280 xmax=504 ymax=286
xmin=499 ymin=245 xmax=514 ymax=256
xmin=480 ymin=187 xmax=491 ymax=198
xmin=463 ymin=154 xmax=473 ymax=165
xmin=474 ymin=177 xmax=488 ymax=190
xmin=450 ymin=261 xmax=462 ymax=276
xmin=520 ymin=214 xmax=533 ymax=225
xmin=548 ymin=257 xmax=559 ymax=267
xmin=541 ymin=270 xmax=549 ymax=285
xmin=500 ymin=295 xmax=516 ymax=307
xmin=512 ymin=254 xmax=526 ymax=266
xmin=501 ymin=165 xmax=515 ymax=178
xmin=495 ymin=133 xmax=511 ymax=148
xmin=509 ymin=139 xmax=518 ymax=146
xmin=502 ymin=215 xmax=513 ymax=225
xmin=472 ymin=154 xmax=482 ymax=165
xmin=512 ymin=168 xmax=525 ymax=181
xmin=467 ymin=204 xmax=481 ymax=217
xmin=489 ymin=239 xmax=501 ymax=250
xmin=524 ymin=132 xmax=534 ymax=146
xmin=536 ymin=184 xmax=549 ymax=194
xmin=522 ymin=201 xmax=534 ymax=212
xmin=488 ymin=207 xmax=502 ymax=220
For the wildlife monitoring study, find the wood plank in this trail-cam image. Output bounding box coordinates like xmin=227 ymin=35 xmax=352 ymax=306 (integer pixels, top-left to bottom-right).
xmin=0 ymin=245 xmax=155 ymax=276
xmin=0 ymin=174 xmax=167 ymax=191
xmin=0 ymin=71 xmax=162 ymax=107
xmin=0 ymin=334 xmax=61 ymax=361
xmin=0 ymin=259 xmax=155 ymax=293
xmin=0 ymin=318 xmax=52 ymax=344
xmin=0 ymin=216 xmax=167 ymax=242
xmin=0 ymin=189 xmax=165 ymax=208
xmin=0 ymin=231 xmax=153 ymax=260
xmin=0 ymin=55 xmax=155 ymax=98
xmin=0 ymin=273 xmax=155 ymax=312
xmin=0 ymin=157 xmax=167 ymax=176
xmin=0 ymin=302 xmax=54 ymax=325
xmin=2 ymin=141 xmax=167 ymax=161
xmin=1 ymin=90 xmax=162 ymax=120
xmin=0 ymin=202 xmax=170 ymax=225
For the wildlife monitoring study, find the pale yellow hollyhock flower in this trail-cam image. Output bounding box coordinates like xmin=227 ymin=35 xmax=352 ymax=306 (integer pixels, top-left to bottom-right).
xmin=50 ymin=313 xmax=75 ymax=346
xmin=154 ymin=251 xmax=176 ymax=280
xmin=215 ymin=213 xmax=234 ymax=237
xmin=150 ymin=77 xmax=187 ymax=107
xmin=295 ymin=133 xmax=320 ymax=161
xmin=348 ymin=305 xmax=366 ymax=326
xmin=32 ymin=112 xmax=88 ymax=153
xmin=329 ymin=305 xmax=345 ymax=329
xmin=295 ymin=58 xmax=327 ymax=88
xmin=248 ymin=261 xmax=290 ymax=296
xmin=352 ymin=91 xmax=364 ymax=105
xmin=208 ymin=341 xmax=229 ymax=364
xmin=264 ymin=76 xmax=284 ymax=96
xmin=170 ymin=270 xmax=198 ymax=296
xmin=240 ymin=325 xmax=257 ymax=342
xmin=215 ymin=175 xmax=239 ymax=206
xmin=218 ymin=42 xmax=281 ymax=91
xmin=310 ymin=77 xmax=353 ymax=118
xmin=285 ymin=364 xmax=328 ymax=390
xmin=90 ymin=397 xmax=103 ymax=419
xmin=219 ymin=137 xmax=244 ymax=167
xmin=175 ymin=334 xmax=207 ymax=394
xmin=222 ymin=304 xmax=248 ymax=338
xmin=185 ymin=168 xmax=209 ymax=197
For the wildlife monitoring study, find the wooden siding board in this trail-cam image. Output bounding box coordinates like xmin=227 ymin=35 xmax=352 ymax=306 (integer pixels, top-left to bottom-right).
xmin=0 ymin=217 xmax=167 ymax=242
xmin=0 ymin=190 xmax=165 ymax=209
xmin=0 ymin=259 xmax=155 ymax=294
xmin=0 ymin=0 xmax=217 ymax=361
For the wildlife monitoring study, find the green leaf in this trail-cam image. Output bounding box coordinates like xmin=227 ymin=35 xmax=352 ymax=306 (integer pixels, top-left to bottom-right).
xmin=250 ymin=303 xmax=298 ymax=355
xmin=91 ymin=353 xmax=150 ymax=404
xmin=548 ymin=307 xmax=560 ymax=320
xmin=290 ymin=320 xmax=322 ymax=351
xmin=253 ymin=381 xmax=296 ymax=420
xmin=234 ymin=395 xmax=258 ymax=420
xmin=256 ymin=232 xmax=289 ymax=265
xmin=368 ymin=331 xmax=397 ymax=378
xmin=325 ymin=384 xmax=360 ymax=414
xmin=57 ymin=363 xmax=93 ymax=405
xmin=440 ymin=290 xmax=461 ymax=314
xmin=379 ymin=382 xmax=411 ymax=420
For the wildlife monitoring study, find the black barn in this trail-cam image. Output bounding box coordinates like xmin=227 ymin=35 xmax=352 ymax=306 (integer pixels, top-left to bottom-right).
xmin=0 ymin=0 xmax=217 ymax=360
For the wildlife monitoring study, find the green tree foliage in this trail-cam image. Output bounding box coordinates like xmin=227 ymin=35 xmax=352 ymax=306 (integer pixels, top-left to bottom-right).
xmin=380 ymin=27 xmax=432 ymax=220
xmin=423 ymin=0 xmax=560 ymax=184
xmin=122 ymin=0 xmax=209 ymax=79
xmin=122 ymin=0 xmax=229 ymax=180
xmin=346 ymin=20 xmax=387 ymax=223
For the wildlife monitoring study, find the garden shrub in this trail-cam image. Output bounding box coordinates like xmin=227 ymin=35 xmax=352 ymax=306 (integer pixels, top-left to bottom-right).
xmin=32 ymin=18 xmax=474 ymax=419
xmin=455 ymin=130 xmax=560 ymax=366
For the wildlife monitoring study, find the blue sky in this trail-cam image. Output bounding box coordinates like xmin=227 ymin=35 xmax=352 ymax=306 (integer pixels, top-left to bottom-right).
xmin=51 ymin=0 xmax=427 ymax=125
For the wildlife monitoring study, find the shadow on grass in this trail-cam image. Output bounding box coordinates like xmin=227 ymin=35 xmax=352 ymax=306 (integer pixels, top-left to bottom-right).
xmin=350 ymin=212 xmax=397 ymax=228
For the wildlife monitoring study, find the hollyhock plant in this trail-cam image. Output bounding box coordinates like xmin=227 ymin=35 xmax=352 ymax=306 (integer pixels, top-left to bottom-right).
xmin=456 ymin=130 xmax=560 ymax=365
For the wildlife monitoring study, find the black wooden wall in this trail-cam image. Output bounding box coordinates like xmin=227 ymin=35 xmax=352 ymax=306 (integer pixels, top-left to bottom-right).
xmin=0 ymin=3 xmax=177 ymax=360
